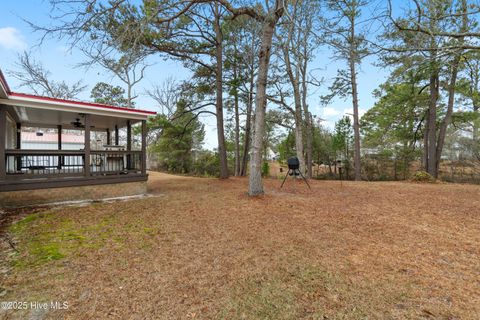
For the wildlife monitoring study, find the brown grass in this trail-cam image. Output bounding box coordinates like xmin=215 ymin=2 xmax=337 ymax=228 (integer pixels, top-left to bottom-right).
xmin=1 ymin=172 xmax=480 ymax=319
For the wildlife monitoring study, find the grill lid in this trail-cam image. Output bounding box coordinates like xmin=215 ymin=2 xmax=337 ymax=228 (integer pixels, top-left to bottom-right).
xmin=287 ymin=156 xmax=300 ymax=170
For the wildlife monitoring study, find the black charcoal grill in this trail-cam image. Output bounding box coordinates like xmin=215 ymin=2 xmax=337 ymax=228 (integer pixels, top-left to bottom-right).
xmin=287 ymin=156 xmax=300 ymax=170
xmin=280 ymin=156 xmax=311 ymax=189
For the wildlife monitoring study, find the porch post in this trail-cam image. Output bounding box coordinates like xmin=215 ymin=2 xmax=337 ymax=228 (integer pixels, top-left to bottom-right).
xmin=16 ymin=123 xmax=21 ymax=149
xmin=84 ymin=114 xmax=91 ymax=177
xmin=57 ymin=125 xmax=62 ymax=170
xmin=106 ymin=128 xmax=111 ymax=145
xmin=127 ymin=120 xmax=132 ymax=150
xmin=115 ymin=125 xmax=119 ymax=145
xmin=126 ymin=120 xmax=131 ymax=170
xmin=0 ymin=108 xmax=6 ymax=180
xmin=16 ymin=123 xmax=21 ymax=171
xmin=141 ymin=120 xmax=147 ymax=175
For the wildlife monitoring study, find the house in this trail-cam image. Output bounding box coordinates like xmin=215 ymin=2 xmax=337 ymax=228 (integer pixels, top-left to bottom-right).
xmin=0 ymin=70 xmax=156 ymax=207
xmin=21 ymin=131 xmax=85 ymax=150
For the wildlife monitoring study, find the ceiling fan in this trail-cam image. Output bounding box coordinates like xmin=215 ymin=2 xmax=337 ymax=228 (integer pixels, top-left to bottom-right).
xmin=70 ymin=116 xmax=95 ymax=129
xmin=70 ymin=118 xmax=84 ymax=128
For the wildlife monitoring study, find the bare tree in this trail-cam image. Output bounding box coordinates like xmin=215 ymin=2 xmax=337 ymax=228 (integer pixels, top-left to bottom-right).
xmin=224 ymin=29 xmax=242 ymax=176
xmin=76 ymin=3 xmax=151 ymax=108
xmin=79 ymin=46 xmax=149 ymax=108
xmin=275 ymin=0 xmax=321 ymax=178
xmin=224 ymin=15 xmax=261 ymax=176
xmin=276 ymin=1 xmax=306 ymax=176
xmin=214 ymin=0 xmax=285 ymax=193
xmin=9 ymin=51 xmax=86 ymax=99
xmin=236 ymin=18 xmax=261 ymax=177
xmin=245 ymin=1 xmax=284 ymax=195
xmin=321 ymin=0 xmax=370 ymax=181
xmin=146 ymin=76 xmax=181 ymax=117
xmin=216 ymin=0 xmax=286 ymax=194
xmin=213 ymin=2 xmax=229 ymax=179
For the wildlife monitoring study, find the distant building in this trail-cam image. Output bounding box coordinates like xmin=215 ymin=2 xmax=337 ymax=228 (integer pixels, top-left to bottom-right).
xmin=21 ymin=132 xmax=84 ymax=150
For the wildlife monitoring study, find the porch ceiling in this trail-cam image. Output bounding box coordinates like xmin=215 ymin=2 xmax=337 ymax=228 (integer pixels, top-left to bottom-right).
xmin=5 ymin=104 xmax=140 ymax=130
xmin=0 ymin=69 xmax=155 ymax=130
xmin=0 ymin=92 xmax=155 ymax=131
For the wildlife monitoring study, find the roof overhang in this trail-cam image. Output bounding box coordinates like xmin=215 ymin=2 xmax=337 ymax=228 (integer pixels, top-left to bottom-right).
xmin=0 ymin=68 xmax=156 ymax=130
xmin=2 ymin=93 xmax=155 ymax=120
xmin=0 ymin=70 xmax=10 ymax=99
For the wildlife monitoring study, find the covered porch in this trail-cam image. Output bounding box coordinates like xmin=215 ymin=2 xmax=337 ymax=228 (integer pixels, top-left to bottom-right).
xmin=0 ymin=74 xmax=155 ymax=193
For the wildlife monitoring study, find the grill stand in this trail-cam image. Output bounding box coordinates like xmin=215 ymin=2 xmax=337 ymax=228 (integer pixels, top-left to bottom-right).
xmin=280 ymin=168 xmax=311 ymax=190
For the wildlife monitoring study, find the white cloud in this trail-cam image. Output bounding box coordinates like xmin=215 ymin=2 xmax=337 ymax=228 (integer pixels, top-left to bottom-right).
xmin=56 ymin=45 xmax=72 ymax=55
xmin=322 ymin=106 xmax=340 ymax=117
xmin=0 ymin=27 xmax=27 ymax=51
xmin=342 ymin=107 xmax=367 ymax=118
xmin=320 ymin=120 xmax=335 ymax=130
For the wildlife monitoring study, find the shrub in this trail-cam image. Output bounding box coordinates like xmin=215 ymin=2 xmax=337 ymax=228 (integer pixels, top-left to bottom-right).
xmin=411 ymin=171 xmax=434 ymax=183
xmin=262 ymin=162 xmax=270 ymax=177
xmin=192 ymin=151 xmax=220 ymax=177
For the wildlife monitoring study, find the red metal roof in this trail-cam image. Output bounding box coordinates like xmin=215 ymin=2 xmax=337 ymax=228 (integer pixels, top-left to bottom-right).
xmin=10 ymin=92 xmax=156 ymax=115
xmin=0 ymin=69 xmax=156 ymax=116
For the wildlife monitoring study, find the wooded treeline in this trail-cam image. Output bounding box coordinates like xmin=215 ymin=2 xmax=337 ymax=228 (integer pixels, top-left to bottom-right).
xmin=16 ymin=0 xmax=480 ymax=194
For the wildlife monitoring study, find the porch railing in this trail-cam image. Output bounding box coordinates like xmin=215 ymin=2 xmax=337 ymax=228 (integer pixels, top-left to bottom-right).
xmin=5 ymin=149 xmax=143 ymax=179
xmin=90 ymin=150 xmax=142 ymax=175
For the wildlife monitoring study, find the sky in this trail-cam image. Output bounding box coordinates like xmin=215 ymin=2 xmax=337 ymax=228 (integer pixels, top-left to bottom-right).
xmin=0 ymin=0 xmax=394 ymax=150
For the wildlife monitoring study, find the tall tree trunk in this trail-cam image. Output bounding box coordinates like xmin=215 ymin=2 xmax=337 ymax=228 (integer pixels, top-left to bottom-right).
xmin=425 ymin=1 xmax=441 ymax=178
xmin=293 ymin=90 xmax=305 ymax=174
xmin=349 ymin=16 xmax=361 ymax=181
xmin=473 ymin=70 xmax=479 ymax=142
xmin=427 ymin=69 xmax=439 ymax=177
xmin=248 ymin=1 xmax=284 ymax=196
xmin=214 ymin=6 xmax=229 ymax=179
xmin=436 ymin=0 xmax=466 ymax=176
xmin=436 ymin=55 xmax=460 ymax=173
xmin=233 ymin=60 xmax=241 ymax=176
xmin=240 ymin=63 xmax=255 ymax=176
xmin=474 ymin=104 xmax=479 ymax=142
xmin=423 ymin=110 xmax=429 ymax=170
xmin=127 ymin=83 xmax=133 ymax=108
xmin=302 ymin=18 xmax=313 ymax=180
xmin=281 ymin=3 xmax=306 ymax=176
xmin=283 ymin=48 xmax=305 ymax=175
xmin=302 ymin=86 xmax=313 ymax=179
xmin=473 ymin=63 xmax=480 ymax=142
xmin=125 ymin=72 xmax=133 ymax=108
xmin=302 ymin=57 xmax=312 ymax=179
xmin=349 ymin=56 xmax=361 ymax=181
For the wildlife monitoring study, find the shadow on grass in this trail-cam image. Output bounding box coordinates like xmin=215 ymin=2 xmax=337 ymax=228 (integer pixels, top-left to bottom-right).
xmin=221 ymin=263 xmax=413 ymax=320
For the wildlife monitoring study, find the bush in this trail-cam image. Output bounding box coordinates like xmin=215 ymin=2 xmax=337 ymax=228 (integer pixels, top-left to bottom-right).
xmin=411 ymin=171 xmax=434 ymax=183
xmin=262 ymin=162 xmax=270 ymax=177
xmin=192 ymin=151 xmax=220 ymax=177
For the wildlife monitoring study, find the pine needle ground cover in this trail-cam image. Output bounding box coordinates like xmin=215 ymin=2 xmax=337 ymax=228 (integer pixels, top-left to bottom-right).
xmin=1 ymin=172 xmax=479 ymax=319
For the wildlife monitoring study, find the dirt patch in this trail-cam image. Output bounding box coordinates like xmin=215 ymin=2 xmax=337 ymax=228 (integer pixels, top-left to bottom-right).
xmin=1 ymin=172 xmax=480 ymax=319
